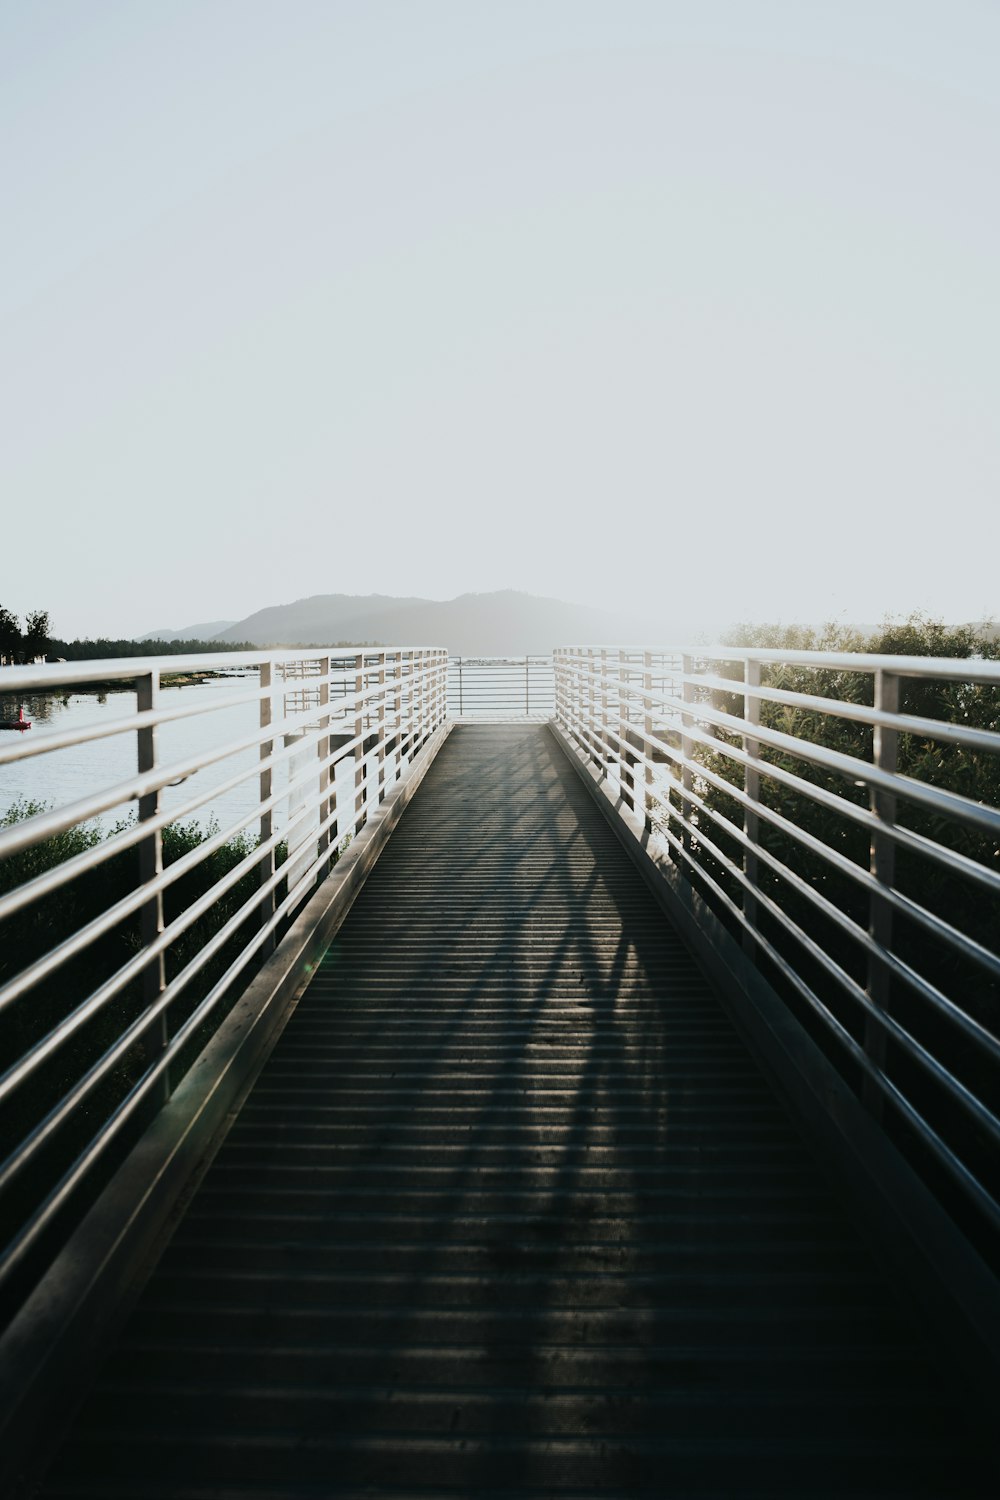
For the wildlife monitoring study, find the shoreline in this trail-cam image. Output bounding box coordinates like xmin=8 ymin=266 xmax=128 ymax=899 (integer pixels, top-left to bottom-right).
xmin=0 ymin=669 xmax=252 ymax=700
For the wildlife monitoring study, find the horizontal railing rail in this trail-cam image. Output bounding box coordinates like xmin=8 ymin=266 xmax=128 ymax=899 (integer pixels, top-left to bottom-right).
xmin=554 ymin=644 xmax=1000 ymax=1265
xmin=0 ymin=646 xmax=448 ymax=1319
xmin=448 ymin=655 xmax=554 ymax=719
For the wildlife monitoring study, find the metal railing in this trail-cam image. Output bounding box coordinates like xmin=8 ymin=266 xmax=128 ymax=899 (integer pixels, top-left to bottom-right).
xmin=0 ymin=646 xmax=447 ymax=1314
xmin=448 ymin=655 xmax=554 ymax=719
xmin=4 ymin=637 xmax=998 ymax=1319
xmin=555 ymin=645 xmax=1000 ymax=1262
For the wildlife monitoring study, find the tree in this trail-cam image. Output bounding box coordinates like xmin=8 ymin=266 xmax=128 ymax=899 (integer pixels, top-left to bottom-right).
xmin=22 ymin=610 xmax=51 ymax=660
xmin=0 ymin=606 xmax=20 ymax=662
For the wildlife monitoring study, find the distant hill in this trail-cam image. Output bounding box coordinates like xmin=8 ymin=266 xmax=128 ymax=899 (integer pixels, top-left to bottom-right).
xmin=212 ymin=590 xmax=669 ymax=655
xmin=137 ymin=620 xmax=237 ymax=642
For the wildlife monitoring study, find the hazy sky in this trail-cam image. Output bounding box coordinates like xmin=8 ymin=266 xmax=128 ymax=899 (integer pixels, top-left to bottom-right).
xmin=2 ymin=1 xmax=997 ymax=640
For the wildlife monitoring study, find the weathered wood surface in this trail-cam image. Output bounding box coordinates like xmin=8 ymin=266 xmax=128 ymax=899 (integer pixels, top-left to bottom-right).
xmin=44 ymin=725 xmax=992 ymax=1496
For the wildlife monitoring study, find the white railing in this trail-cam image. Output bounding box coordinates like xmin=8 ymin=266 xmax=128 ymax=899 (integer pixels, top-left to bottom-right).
xmin=4 ymin=639 xmax=997 ymax=1315
xmin=554 ymin=645 xmax=1000 ymax=1260
xmin=0 ymin=647 xmax=447 ymax=1309
xmin=448 ymin=655 xmax=554 ymax=719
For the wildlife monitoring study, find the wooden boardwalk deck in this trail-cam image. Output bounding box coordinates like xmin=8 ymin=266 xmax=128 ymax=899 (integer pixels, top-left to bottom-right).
xmin=43 ymin=725 xmax=991 ymax=1497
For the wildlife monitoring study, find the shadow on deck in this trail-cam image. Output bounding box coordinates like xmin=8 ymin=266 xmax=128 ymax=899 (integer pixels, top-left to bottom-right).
xmin=41 ymin=726 xmax=994 ymax=1497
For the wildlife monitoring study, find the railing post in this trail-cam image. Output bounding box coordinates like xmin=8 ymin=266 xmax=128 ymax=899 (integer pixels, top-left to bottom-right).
xmin=680 ymin=654 xmax=696 ymax=856
xmin=376 ymin=651 xmax=387 ymax=802
xmin=742 ymin=658 xmax=761 ymax=959
xmin=393 ymin=651 xmax=404 ymax=780
xmin=407 ymin=649 xmax=415 ymax=757
xmin=580 ymin=651 xmax=589 ymax=753
xmin=864 ymin=669 xmax=899 ymax=1119
xmin=413 ymin=650 xmax=422 ymax=748
xmin=427 ymin=649 xmax=434 ymax=736
xmin=258 ymin=661 xmax=276 ymax=956
xmin=620 ymin=649 xmax=635 ymax=811
xmin=137 ymin=669 xmax=169 ymax=1105
xmin=571 ymin=649 xmax=584 ymax=746
xmin=600 ymin=648 xmax=609 ymax=768
xmin=317 ymin=655 xmax=332 ymax=880
xmin=354 ymin=652 xmax=365 ymax=835
xmin=643 ymin=650 xmax=653 ymax=833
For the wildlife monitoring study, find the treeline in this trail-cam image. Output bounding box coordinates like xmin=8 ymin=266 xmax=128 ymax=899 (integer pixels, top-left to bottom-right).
xmin=0 ymin=606 xmax=50 ymax=662
xmin=49 ymin=636 xmax=259 ymax=660
xmin=2 ymin=606 xmax=388 ymax=662
xmin=1 ymin=604 xmax=261 ymax=663
xmin=48 ymin=637 xmax=387 ymax=659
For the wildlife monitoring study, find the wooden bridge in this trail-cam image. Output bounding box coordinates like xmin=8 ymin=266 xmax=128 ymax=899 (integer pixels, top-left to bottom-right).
xmin=1 ymin=652 xmax=998 ymax=1496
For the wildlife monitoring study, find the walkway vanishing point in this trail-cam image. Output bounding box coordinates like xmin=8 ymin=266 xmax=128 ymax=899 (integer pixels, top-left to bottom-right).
xmin=33 ymin=722 xmax=997 ymax=1497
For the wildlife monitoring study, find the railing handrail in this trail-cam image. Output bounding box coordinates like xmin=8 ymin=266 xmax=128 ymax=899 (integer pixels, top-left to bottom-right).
xmin=551 ymin=642 xmax=1000 ymax=683
xmin=672 ymin=643 xmax=1000 ymax=681
xmin=6 ymin=641 xmax=998 ymax=690
xmin=0 ymin=645 xmax=449 ymax=692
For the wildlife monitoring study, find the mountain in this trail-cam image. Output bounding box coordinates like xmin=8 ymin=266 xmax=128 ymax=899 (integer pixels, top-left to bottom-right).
xmin=213 ymin=590 xmax=671 ymax=655
xmin=137 ymin=620 xmax=237 ymax=642
xmin=212 ymin=594 xmax=427 ymax=647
